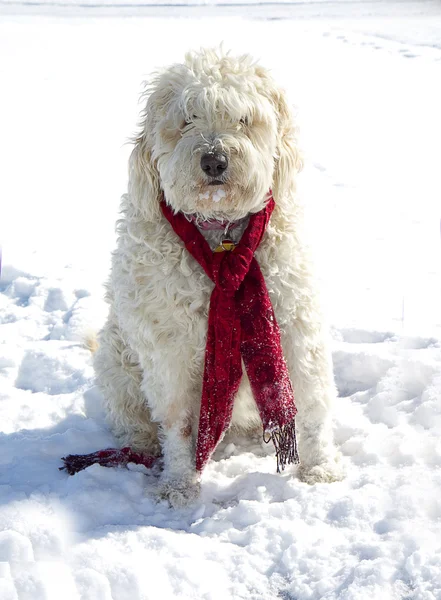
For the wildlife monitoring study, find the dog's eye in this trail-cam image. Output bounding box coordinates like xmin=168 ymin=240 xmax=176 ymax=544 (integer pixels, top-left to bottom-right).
xmin=181 ymin=116 xmax=197 ymax=131
xmin=240 ymin=117 xmax=249 ymax=127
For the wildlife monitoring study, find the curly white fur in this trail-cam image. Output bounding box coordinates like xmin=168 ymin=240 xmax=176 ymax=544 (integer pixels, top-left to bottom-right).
xmin=94 ymin=48 xmax=344 ymax=507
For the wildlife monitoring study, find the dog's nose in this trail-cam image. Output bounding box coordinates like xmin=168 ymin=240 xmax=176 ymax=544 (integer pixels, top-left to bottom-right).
xmin=200 ymin=152 xmax=228 ymax=178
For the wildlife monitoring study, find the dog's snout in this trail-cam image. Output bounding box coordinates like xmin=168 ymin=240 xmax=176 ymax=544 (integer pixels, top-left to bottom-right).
xmin=200 ymin=152 xmax=228 ymax=177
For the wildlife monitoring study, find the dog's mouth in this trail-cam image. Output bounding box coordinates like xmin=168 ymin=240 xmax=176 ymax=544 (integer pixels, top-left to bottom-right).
xmin=207 ymin=180 xmax=224 ymax=186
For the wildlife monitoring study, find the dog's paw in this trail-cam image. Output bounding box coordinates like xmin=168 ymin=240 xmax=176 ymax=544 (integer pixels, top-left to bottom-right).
xmin=157 ymin=478 xmax=201 ymax=509
xmin=298 ymin=458 xmax=345 ymax=485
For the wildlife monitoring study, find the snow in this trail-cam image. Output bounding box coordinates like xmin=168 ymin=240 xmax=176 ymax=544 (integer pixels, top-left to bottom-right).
xmin=1 ymin=2 xmax=441 ymax=599
xmin=212 ymin=188 xmax=226 ymax=203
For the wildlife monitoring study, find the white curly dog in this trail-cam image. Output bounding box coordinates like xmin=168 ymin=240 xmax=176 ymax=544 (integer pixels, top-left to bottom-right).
xmin=94 ymin=48 xmax=343 ymax=507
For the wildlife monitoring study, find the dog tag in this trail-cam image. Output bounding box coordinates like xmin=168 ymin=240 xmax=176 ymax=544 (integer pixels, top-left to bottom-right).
xmin=214 ymin=239 xmax=236 ymax=253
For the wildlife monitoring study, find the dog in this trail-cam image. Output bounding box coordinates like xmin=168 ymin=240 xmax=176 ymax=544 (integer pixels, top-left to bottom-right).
xmin=94 ymin=48 xmax=343 ymax=507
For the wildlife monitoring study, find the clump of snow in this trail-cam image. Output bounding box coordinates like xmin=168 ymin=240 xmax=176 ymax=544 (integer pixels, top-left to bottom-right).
xmin=0 ymin=531 xmax=34 ymax=562
xmin=212 ymin=188 xmax=226 ymax=203
xmin=198 ymin=189 xmax=226 ymax=203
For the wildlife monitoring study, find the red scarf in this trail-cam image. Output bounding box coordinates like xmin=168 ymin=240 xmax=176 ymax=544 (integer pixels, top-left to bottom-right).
xmin=162 ymin=194 xmax=298 ymax=472
xmin=60 ymin=194 xmax=298 ymax=476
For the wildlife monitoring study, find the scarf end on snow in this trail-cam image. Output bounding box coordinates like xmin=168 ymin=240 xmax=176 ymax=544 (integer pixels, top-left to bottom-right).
xmin=59 ymin=447 xmax=157 ymax=475
xmin=60 ymin=423 xmax=299 ymax=476
xmin=264 ymin=419 xmax=299 ymax=473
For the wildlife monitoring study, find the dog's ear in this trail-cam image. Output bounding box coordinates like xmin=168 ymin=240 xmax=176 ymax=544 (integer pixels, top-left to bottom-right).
xmin=129 ymin=135 xmax=160 ymax=221
xmin=128 ymin=87 xmax=162 ymax=221
xmin=271 ymin=86 xmax=304 ymax=205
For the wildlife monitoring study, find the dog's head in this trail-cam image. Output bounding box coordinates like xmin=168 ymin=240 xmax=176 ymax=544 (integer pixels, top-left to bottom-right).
xmin=130 ymin=48 xmax=302 ymax=221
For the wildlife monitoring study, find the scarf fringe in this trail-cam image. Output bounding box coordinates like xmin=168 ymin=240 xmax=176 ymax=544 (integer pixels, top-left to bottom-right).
xmin=59 ymin=447 xmax=156 ymax=475
xmin=264 ymin=420 xmax=299 ymax=473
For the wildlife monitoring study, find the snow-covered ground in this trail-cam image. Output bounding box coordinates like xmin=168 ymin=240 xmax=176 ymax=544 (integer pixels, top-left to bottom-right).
xmin=1 ymin=3 xmax=441 ymax=599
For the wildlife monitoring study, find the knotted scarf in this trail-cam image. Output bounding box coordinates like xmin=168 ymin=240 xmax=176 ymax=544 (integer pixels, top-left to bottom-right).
xmin=60 ymin=193 xmax=299 ymax=476
xmin=162 ymin=193 xmax=298 ymax=472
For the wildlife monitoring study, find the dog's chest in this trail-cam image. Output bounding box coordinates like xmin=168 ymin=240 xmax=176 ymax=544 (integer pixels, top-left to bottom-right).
xmin=123 ymin=219 xmax=296 ymax=379
xmin=129 ymin=217 xmax=291 ymax=335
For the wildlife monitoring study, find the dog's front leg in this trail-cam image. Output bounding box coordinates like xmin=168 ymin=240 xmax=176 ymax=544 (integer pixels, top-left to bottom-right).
xmin=141 ymin=373 xmax=200 ymax=507
xmin=158 ymin=409 xmax=201 ymax=508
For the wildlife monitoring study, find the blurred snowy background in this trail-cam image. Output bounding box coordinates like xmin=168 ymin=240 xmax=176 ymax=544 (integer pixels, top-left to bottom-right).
xmin=1 ymin=1 xmax=441 ymax=599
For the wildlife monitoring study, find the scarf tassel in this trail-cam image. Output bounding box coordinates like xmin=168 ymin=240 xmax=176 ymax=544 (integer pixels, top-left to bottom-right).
xmin=264 ymin=419 xmax=299 ymax=473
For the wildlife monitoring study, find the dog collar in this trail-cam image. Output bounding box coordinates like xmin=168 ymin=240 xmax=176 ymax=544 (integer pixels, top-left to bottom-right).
xmin=184 ymin=214 xmax=247 ymax=232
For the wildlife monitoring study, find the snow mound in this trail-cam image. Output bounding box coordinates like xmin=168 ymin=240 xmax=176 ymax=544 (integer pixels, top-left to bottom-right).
xmin=15 ymin=345 xmax=92 ymax=395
